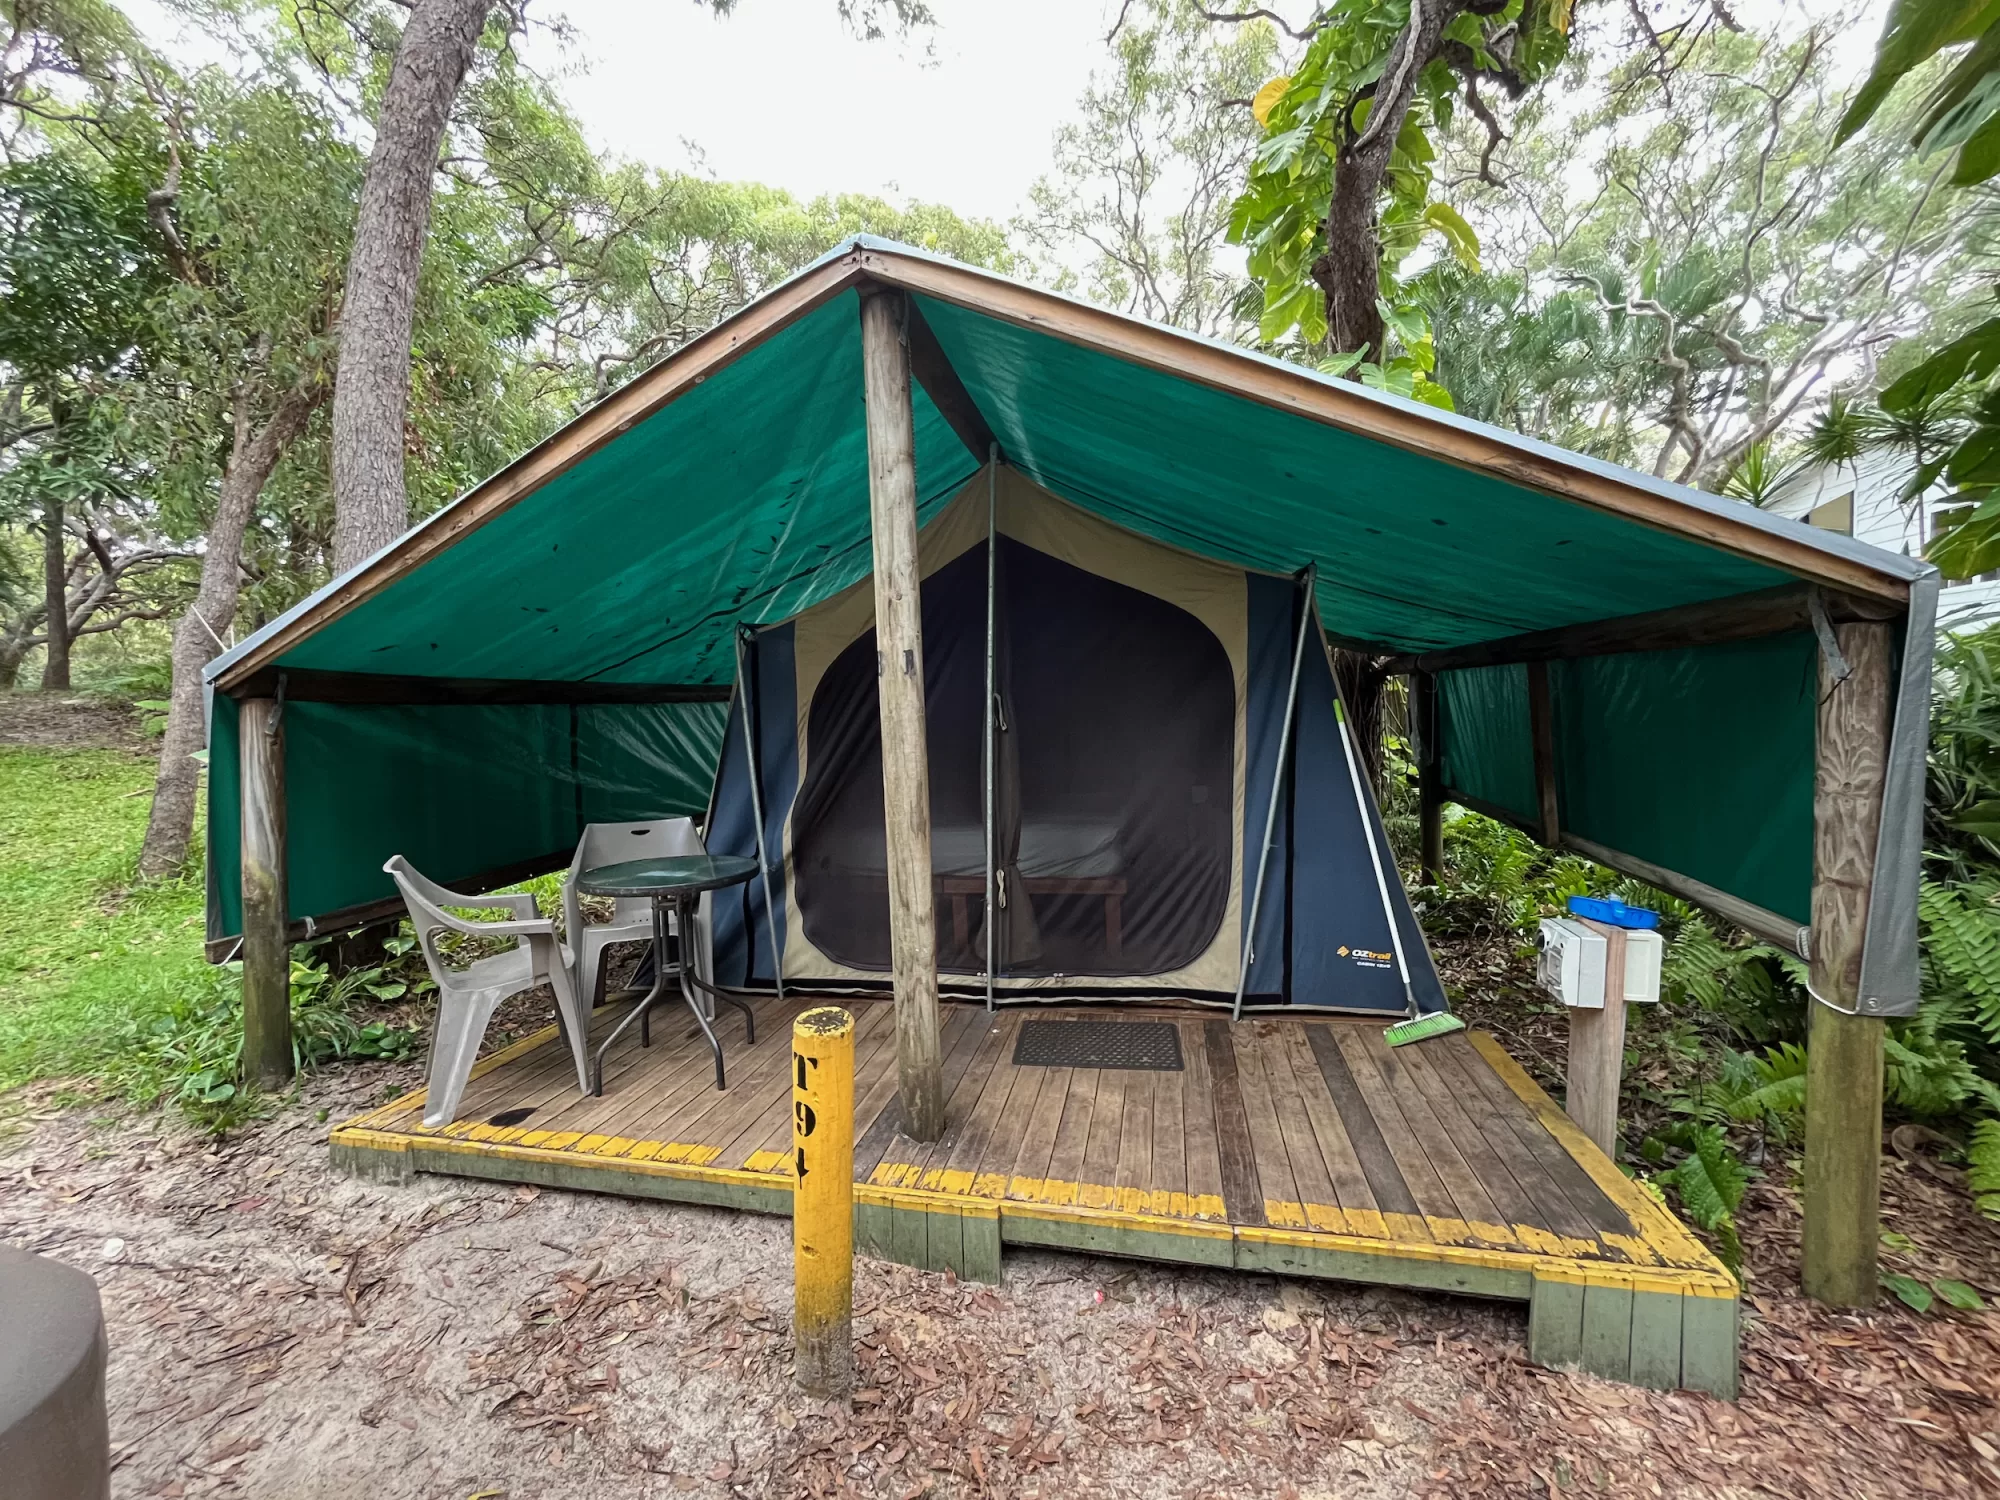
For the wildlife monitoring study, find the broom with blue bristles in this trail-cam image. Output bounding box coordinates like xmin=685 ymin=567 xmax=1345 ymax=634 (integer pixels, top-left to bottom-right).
xmin=1334 ymin=699 xmax=1465 ymax=1048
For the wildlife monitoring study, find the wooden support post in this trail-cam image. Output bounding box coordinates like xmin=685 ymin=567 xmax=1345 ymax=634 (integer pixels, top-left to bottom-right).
xmin=792 ymin=1007 xmax=855 ymax=1396
xmin=1803 ymin=621 xmax=1892 ymax=1308
xmin=1526 ymin=659 xmax=1560 ymax=847
xmin=1565 ymin=920 xmax=1629 ymax=1159
xmin=238 ymin=696 xmax=294 ymax=1089
xmin=860 ymin=288 xmax=945 ymax=1142
xmin=1414 ymin=671 xmax=1444 ymax=886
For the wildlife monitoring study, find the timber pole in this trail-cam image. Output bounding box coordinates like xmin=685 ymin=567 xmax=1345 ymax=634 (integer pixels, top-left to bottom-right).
xmin=1414 ymin=671 xmax=1444 ymax=886
xmin=1802 ymin=621 xmax=1892 ymax=1308
xmin=859 ymin=287 xmax=945 ymax=1142
xmin=238 ymin=696 xmax=294 ymax=1089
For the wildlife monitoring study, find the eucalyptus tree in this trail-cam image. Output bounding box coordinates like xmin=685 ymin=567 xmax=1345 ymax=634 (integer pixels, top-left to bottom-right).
xmin=1019 ymin=0 xmax=1276 ymax=340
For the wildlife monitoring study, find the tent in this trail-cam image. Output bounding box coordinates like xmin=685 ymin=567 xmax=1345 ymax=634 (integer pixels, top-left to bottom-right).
xmin=703 ymin=462 xmax=1446 ymax=1013
xmin=200 ymin=236 xmax=1934 ymax=1026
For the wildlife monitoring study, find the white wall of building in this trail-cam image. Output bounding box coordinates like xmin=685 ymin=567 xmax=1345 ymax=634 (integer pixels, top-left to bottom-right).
xmin=1763 ymin=450 xmax=2000 ymax=632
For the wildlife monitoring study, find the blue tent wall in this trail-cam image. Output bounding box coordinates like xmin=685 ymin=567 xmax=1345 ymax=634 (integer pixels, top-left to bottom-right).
xmin=708 ymin=623 xmax=798 ymax=988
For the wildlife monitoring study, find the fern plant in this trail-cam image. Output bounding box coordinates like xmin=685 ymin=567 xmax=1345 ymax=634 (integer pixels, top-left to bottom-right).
xmin=1650 ymin=1121 xmax=1750 ymax=1276
xmin=1969 ymin=1118 xmax=2000 ymax=1223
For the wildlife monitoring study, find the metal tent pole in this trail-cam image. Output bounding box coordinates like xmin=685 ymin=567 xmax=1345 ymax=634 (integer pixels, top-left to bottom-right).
xmin=1233 ymin=565 xmax=1315 ymax=1021
xmin=736 ymin=625 xmax=785 ymax=1001
xmin=983 ymin=449 xmax=999 ymax=1013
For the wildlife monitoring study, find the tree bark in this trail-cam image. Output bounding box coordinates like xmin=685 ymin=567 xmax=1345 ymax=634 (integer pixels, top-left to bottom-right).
xmin=40 ymin=493 xmax=70 ymax=690
xmin=1311 ymin=0 xmax=1456 ymax=361
xmin=330 ymin=0 xmax=492 ymax=576
xmin=138 ymin=382 xmax=326 ymax=879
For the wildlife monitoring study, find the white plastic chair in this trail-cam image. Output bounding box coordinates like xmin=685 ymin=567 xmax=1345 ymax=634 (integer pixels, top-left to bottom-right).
xmin=562 ymin=817 xmax=713 ymax=1015
xmin=383 ymin=856 xmax=589 ymax=1128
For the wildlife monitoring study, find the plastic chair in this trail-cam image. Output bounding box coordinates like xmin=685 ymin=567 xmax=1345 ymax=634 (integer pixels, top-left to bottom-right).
xmin=383 ymin=856 xmax=588 ymax=1128
xmin=562 ymin=818 xmax=713 ymax=1016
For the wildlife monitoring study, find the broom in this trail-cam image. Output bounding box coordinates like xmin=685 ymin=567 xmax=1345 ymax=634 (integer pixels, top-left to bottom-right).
xmin=1334 ymin=701 xmax=1465 ymax=1048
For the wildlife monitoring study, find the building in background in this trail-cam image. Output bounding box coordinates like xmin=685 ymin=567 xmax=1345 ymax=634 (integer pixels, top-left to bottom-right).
xmin=1763 ymin=449 xmax=2000 ymax=631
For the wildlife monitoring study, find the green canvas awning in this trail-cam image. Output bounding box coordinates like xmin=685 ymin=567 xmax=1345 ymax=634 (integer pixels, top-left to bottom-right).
xmin=204 ymin=237 xmax=1934 ymax=1015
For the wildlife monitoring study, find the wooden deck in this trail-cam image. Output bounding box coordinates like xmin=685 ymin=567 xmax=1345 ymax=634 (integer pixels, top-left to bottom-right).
xmin=330 ymin=997 xmax=1739 ymax=1395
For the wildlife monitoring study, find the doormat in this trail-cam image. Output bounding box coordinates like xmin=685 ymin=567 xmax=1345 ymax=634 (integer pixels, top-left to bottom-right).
xmin=1012 ymin=1020 xmax=1184 ymax=1071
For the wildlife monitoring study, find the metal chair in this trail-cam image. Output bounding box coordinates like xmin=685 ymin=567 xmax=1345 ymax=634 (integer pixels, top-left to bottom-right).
xmin=562 ymin=818 xmax=713 ymax=1017
xmin=383 ymin=856 xmax=588 ymax=1127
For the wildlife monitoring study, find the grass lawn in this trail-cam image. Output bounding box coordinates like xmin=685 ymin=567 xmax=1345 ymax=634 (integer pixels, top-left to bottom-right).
xmin=0 ymin=745 xmax=212 ymax=1093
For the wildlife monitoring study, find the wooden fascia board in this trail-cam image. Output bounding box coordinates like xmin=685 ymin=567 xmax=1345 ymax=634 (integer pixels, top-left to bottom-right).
xmin=227 ymin=667 xmax=733 ymax=706
xmin=213 ymin=251 xmax=871 ymax=695
xmin=856 ymin=246 xmax=1911 ymax=608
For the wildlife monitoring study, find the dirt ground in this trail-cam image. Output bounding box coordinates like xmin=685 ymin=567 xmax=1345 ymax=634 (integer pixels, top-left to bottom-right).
xmin=4 ymin=1053 xmax=1999 ymax=1500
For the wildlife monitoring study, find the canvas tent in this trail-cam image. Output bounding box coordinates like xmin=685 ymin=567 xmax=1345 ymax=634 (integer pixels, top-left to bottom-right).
xmin=199 ymin=236 xmax=1933 ymax=1031
xmin=702 ymin=463 xmax=1446 ymax=1013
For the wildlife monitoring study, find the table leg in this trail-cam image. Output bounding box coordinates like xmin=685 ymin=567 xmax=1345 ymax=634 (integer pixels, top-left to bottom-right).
xmin=673 ymin=892 xmax=731 ymax=1090
xmin=589 ymin=897 xmax=673 ymax=1096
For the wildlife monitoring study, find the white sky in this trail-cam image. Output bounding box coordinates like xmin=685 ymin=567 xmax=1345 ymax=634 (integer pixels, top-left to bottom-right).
xmin=523 ymin=0 xmax=1127 ymax=223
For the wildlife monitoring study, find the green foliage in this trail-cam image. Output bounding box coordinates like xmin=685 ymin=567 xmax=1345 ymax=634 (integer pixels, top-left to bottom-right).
xmin=1227 ymin=0 xmax=1571 ymax=390
xmin=1648 ymin=1121 xmax=1749 ymax=1274
xmin=1968 ymin=1116 xmax=2000 ymax=1220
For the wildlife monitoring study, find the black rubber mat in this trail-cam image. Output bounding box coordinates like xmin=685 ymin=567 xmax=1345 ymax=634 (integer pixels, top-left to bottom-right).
xmin=1012 ymin=1020 xmax=1184 ymax=1072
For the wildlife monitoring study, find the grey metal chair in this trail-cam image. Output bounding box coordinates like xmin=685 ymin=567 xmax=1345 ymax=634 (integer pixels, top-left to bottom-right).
xmin=383 ymin=856 xmax=588 ymax=1127
xmin=561 ymin=817 xmax=713 ymax=1014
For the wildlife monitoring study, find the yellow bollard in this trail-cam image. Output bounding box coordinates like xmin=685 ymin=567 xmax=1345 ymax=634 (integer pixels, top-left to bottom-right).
xmin=792 ymin=1006 xmax=855 ymax=1396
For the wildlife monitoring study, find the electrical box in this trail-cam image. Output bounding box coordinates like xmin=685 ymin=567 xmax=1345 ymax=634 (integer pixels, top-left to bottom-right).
xmin=1538 ymin=917 xmax=1607 ymax=1009
xmin=1539 ymin=916 xmax=1663 ymax=1007
xmin=1622 ymin=929 xmax=1663 ymax=1004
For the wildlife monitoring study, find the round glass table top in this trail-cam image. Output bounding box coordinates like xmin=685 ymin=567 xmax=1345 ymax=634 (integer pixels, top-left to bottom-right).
xmin=575 ymin=853 xmax=759 ymax=898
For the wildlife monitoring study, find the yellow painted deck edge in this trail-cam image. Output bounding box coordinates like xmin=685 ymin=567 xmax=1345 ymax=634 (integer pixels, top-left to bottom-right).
xmin=341 ymin=1023 xmax=564 ymax=1132
xmin=1468 ymin=1029 xmax=1736 ymax=1285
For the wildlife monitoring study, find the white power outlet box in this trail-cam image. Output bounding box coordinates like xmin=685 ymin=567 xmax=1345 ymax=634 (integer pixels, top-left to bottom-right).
xmin=1622 ymin=929 xmax=1663 ymax=1004
xmin=1538 ymin=917 xmax=1607 ymax=1009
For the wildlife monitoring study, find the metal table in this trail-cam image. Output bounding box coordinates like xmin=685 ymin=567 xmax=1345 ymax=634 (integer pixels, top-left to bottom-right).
xmin=576 ymin=854 xmax=760 ymax=1092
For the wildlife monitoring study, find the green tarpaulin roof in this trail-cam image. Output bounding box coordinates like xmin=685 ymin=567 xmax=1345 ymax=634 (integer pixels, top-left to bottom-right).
xmin=203 ymin=237 xmax=1932 ymax=1014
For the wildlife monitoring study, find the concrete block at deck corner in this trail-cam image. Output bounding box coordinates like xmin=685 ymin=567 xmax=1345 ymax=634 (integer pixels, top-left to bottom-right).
xmin=0 ymin=1247 xmax=110 ymax=1500
xmin=1677 ymin=1291 xmax=1740 ymax=1400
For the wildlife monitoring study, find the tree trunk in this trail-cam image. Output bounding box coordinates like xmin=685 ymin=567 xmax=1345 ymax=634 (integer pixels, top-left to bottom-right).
xmin=139 ymin=384 xmax=325 ymax=879
xmin=40 ymin=494 xmax=70 ymax=690
xmin=1310 ymin=0 xmax=1454 ymax=361
xmin=330 ymin=0 xmax=492 ymax=576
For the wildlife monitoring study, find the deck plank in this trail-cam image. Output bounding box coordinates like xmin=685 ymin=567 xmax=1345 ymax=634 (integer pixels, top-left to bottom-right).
xmin=1273 ymin=1024 xmax=1378 ymax=1218
xmin=1179 ymin=1020 xmax=1225 ymax=1218
xmin=1006 ymin=1064 xmax=1073 ymax=1199
xmin=1149 ymin=1053 xmax=1187 ymax=1211
xmin=722 ymin=1002 xmax=900 ymax=1169
xmin=1201 ymin=1022 xmax=1266 ymax=1226
xmin=854 ymin=1004 xmax=985 ymax=1176
xmin=1439 ymin=1037 xmax=1639 ymax=1241
xmin=1393 ymin=1038 xmax=1573 ymax=1243
xmin=1252 ymin=1024 xmax=1342 ymax=1231
xmin=1043 ymin=1067 xmax=1100 ymax=1199
xmin=1115 ymin=1069 xmax=1155 ymax=1206
xmin=1079 ymin=1067 xmax=1129 ymax=1209
xmin=1313 ymin=1025 xmax=1441 ymax=1242
xmin=1354 ymin=1027 xmax=1511 ymax=1241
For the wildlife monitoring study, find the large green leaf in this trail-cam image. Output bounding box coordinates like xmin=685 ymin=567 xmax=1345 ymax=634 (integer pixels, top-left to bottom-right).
xmin=1839 ymin=0 xmax=2000 ymax=142
xmin=1881 ymin=316 xmax=2000 ymax=410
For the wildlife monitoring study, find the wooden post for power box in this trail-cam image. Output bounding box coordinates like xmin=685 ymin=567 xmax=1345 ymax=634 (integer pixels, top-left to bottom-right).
xmin=792 ymin=1006 xmax=855 ymax=1396
xmin=859 ymin=287 xmax=945 ymax=1142
xmin=238 ymin=696 xmax=294 ymax=1088
xmin=1803 ymin=621 xmax=1892 ymax=1308
xmin=1565 ymin=919 xmax=1628 ymax=1159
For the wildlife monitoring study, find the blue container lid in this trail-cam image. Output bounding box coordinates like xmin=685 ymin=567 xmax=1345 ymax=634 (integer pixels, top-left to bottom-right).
xmin=1566 ymin=895 xmax=1660 ymax=929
